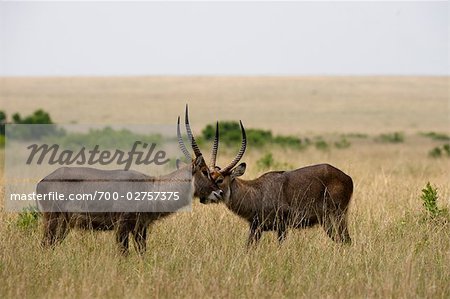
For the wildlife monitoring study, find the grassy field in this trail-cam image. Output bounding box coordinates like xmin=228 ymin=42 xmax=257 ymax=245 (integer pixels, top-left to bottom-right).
xmin=1 ymin=76 xmax=448 ymax=134
xmin=0 ymin=77 xmax=449 ymax=298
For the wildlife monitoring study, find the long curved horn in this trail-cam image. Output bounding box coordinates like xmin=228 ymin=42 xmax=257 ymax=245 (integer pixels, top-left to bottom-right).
xmin=209 ymin=121 xmax=219 ymax=169
xmin=220 ymin=120 xmax=246 ymax=174
xmin=177 ymin=116 xmax=192 ymax=161
xmin=184 ymin=104 xmax=202 ymax=157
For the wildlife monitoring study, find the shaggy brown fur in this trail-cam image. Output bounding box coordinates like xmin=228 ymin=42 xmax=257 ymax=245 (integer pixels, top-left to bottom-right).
xmin=209 ymin=163 xmax=353 ymax=247
xmin=38 ymin=156 xmax=221 ymax=255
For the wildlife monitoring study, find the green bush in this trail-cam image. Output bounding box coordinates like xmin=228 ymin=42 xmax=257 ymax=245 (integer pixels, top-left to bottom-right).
xmin=334 ymin=137 xmax=351 ymax=149
xmin=420 ymin=132 xmax=450 ymax=141
xmin=202 ymin=121 xmax=271 ymax=147
xmin=272 ymin=135 xmax=304 ymax=148
xmin=3 ymin=109 xmax=163 ymax=148
xmin=428 ymin=144 xmax=450 ymax=158
xmin=428 ymin=147 xmax=442 ymax=158
xmin=247 ymin=128 xmax=273 ymax=147
xmin=12 ymin=109 xmax=53 ymax=125
xmin=257 ymin=153 xmax=275 ymax=170
xmin=376 ymin=132 xmax=404 ymax=143
xmin=202 ymin=121 xmax=304 ymax=149
xmin=420 ymin=182 xmax=448 ymax=220
xmin=16 ymin=206 xmax=40 ymax=230
xmin=256 ymin=152 xmax=292 ymax=171
xmin=443 ymin=144 xmax=450 ymax=156
xmin=6 ymin=109 xmax=61 ymax=140
xmin=202 ymin=121 xmax=352 ymax=152
xmin=0 ymin=110 xmax=5 ymax=136
xmin=315 ymin=139 xmax=329 ymax=151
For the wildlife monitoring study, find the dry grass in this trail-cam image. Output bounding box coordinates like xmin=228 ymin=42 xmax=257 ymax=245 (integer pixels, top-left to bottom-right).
xmin=1 ymin=76 xmax=448 ymax=134
xmin=0 ymin=77 xmax=449 ymax=298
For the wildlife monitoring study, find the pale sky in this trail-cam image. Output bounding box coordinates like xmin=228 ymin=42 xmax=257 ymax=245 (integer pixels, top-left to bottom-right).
xmin=0 ymin=1 xmax=448 ymax=76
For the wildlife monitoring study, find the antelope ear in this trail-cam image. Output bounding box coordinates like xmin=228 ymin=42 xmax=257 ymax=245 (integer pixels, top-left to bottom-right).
xmin=231 ymin=163 xmax=246 ymax=179
xmin=176 ymin=159 xmax=188 ymax=169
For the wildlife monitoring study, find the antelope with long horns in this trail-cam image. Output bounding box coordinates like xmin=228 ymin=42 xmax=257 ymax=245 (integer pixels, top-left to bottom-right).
xmin=38 ymin=106 xmax=222 ymax=254
xmin=203 ymin=121 xmax=353 ymax=247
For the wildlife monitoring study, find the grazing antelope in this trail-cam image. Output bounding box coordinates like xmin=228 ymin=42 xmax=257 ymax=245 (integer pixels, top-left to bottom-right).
xmin=38 ymin=107 xmax=222 ymax=254
xmin=203 ymin=122 xmax=353 ymax=247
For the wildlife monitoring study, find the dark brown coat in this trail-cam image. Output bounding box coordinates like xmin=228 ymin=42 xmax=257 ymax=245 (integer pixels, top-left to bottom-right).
xmin=211 ymin=163 xmax=353 ymax=247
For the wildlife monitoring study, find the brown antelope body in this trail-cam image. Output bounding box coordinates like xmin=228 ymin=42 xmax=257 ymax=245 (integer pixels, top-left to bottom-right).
xmin=38 ymin=107 xmax=222 ymax=254
xmin=205 ymin=122 xmax=353 ymax=247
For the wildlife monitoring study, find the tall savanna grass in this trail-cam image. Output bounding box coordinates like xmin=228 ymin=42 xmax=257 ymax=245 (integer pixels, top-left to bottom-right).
xmin=1 ymin=134 xmax=449 ymax=298
xmin=0 ymin=77 xmax=449 ymax=298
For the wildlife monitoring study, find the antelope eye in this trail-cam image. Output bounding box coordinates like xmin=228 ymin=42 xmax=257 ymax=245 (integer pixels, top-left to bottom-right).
xmin=216 ymin=179 xmax=223 ymax=184
xmin=202 ymin=170 xmax=209 ymax=176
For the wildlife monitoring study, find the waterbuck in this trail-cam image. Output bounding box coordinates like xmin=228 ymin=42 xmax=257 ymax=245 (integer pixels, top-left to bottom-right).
xmin=203 ymin=122 xmax=353 ymax=247
xmin=37 ymin=108 xmax=222 ymax=254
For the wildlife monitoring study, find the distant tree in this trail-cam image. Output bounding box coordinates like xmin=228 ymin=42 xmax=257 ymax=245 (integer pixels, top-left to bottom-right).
xmin=0 ymin=110 xmax=6 ymax=135
xmin=13 ymin=109 xmax=53 ymax=124
xmin=0 ymin=111 xmax=6 ymax=123
xmin=7 ymin=109 xmax=57 ymax=140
